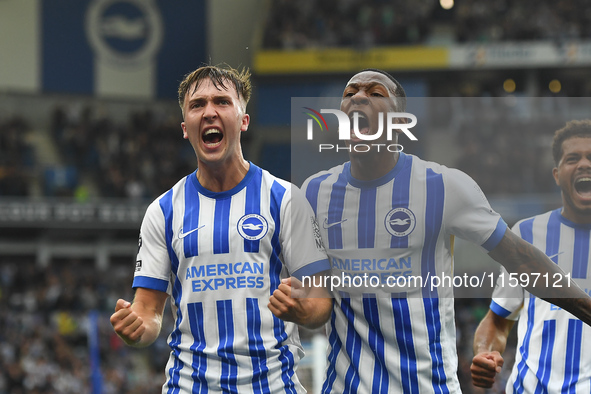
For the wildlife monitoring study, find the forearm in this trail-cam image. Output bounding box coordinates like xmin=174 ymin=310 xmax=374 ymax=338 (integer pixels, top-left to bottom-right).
xmin=125 ymin=288 xmax=168 ymax=347
xmin=545 ymin=297 xmax=591 ymax=325
xmin=128 ymin=301 xmax=163 ymax=347
xmin=298 ymin=271 xmax=334 ymax=329
xmin=471 ymin=311 xmax=511 ymax=388
xmin=297 ymin=297 xmax=333 ymax=329
xmin=473 ymin=311 xmax=513 ymax=356
xmin=490 ymin=230 xmax=591 ymax=325
xmin=473 ymin=329 xmax=505 ymax=356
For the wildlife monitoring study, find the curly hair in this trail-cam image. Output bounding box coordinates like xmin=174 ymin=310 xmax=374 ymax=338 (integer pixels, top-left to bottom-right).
xmin=552 ymin=119 xmax=591 ymax=165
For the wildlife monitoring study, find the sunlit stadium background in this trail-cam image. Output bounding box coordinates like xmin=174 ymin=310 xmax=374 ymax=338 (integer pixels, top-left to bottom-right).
xmin=1 ymin=0 xmax=590 ymax=392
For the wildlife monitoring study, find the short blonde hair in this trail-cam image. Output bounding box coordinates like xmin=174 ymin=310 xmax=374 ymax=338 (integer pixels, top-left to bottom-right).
xmin=178 ymin=65 xmax=252 ymax=117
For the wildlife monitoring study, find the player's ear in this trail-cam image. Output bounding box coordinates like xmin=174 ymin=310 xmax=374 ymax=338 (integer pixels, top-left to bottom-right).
xmin=181 ymin=122 xmax=188 ymax=139
xmin=552 ymin=166 xmax=560 ymax=186
xmin=241 ymin=113 xmax=250 ymax=132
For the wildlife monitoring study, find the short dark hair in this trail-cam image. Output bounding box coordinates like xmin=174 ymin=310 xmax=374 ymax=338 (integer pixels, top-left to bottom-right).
xmin=359 ymin=68 xmax=406 ymax=111
xmin=178 ymin=64 xmax=252 ymax=116
xmin=552 ymin=119 xmax=591 ymax=165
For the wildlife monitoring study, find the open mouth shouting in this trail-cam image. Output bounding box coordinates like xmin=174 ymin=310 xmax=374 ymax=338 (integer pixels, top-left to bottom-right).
xmin=203 ymin=127 xmax=223 ymax=147
xmin=349 ymin=111 xmax=372 ymax=138
xmin=574 ymin=176 xmax=591 ymax=199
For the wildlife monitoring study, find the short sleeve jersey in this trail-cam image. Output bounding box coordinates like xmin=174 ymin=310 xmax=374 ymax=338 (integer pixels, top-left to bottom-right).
xmin=491 ymin=209 xmax=591 ymax=394
xmin=302 ymin=152 xmax=507 ymax=394
xmin=134 ymin=163 xmax=330 ymax=394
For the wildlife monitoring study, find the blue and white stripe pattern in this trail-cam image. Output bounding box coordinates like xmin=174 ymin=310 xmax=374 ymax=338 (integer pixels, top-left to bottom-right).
xmin=133 ymin=163 xmax=330 ymax=393
xmin=303 ymin=152 xmax=506 ymax=393
xmin=491 ymin=209 xmax=591 ymax=394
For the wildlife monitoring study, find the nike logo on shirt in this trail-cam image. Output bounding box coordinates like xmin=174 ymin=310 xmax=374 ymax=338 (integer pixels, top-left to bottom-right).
xmin=323 ymin=218 xmax=347 ymax=229
xmin=178 ymin=224 xmax=205 ymax=239
xmin=547 ymin=251 xmax=564 ymax=260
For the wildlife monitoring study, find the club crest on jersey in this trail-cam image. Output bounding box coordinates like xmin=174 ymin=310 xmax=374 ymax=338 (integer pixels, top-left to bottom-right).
xmin=384 ymin=207 xmax=416 ymax=237
xmin=237 ymin=214 xmax=268 ymax=241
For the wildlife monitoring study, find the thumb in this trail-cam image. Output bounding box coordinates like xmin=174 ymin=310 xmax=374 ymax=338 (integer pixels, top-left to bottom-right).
xmin=115 ymin=299 xmax=132 ymax=312
xmin=490 ymin=352 xmax=504 ymax=373
xmin=281 ymin=277 xmax=292 ymax=286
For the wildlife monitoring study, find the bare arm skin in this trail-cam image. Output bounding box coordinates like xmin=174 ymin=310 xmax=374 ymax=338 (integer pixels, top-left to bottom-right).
xmin=268 ymin=272 xmax=334 ymax=329
xmin=471 ymin=310 xmax=515 ymax=388
xmin=110 ymin=287 xmax=169 ymax=347
xmin=489 ymin=229 xmax=591 ymax=325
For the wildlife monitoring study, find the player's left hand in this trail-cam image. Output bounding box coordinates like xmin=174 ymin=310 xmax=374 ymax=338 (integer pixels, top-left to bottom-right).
xmin=268 ymin=277 xmax=309 ymax=325
xmin=470 ymin=351 xmax=504 ymax=388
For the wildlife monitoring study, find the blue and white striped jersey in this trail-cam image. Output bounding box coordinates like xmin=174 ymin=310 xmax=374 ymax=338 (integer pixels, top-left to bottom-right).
xmin=303 ymin=152 xmax=507 ymax=394
xmin=133 ymin=163 xmax=330 ymax=394
xmin=491 ymin=209 xmax=591 ymax=394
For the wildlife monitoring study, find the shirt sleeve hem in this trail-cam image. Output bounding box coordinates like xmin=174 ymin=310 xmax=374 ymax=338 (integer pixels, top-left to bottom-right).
xmin=490 ymin=299 xmax=512 ymax=318
xmin=291 ymin=259 xmax=331 ymax=280
xmin=482 ymin=218 xmax=508 ymax=251
xmin=132 ymin=276 xmax=168 ymax=292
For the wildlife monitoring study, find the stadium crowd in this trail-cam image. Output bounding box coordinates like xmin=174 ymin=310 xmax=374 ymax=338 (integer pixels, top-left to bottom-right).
xmin=0 ymin=116 xmax=35 ymax=197
xmin=49 ymin=105 xmax=195 ymax=200
xmin=0 ymin=257 xmax=503 ymax=393
xmin=453 ymin=111 xmax=562 ymax=196
xmin=0 ymin=2 xmax=586 ymax=393
xmin=0 ymin=257 xmax=171 ymax=394
xmin=263 ymin=0 xmax=590 ymax=49
xmin=0 ymin=99 xmax=566 ymax=200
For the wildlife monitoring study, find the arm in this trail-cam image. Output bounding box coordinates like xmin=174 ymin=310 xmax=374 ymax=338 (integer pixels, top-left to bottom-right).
xmin=110 ymin=287 xmax=168 ymax=347
xmin=268 ymin=272 xmax=333 ymax=329
xmin=470 ymin=310 xmax=515 ymax=388
xmin=489 ymin=229 xmax=591 ymax=325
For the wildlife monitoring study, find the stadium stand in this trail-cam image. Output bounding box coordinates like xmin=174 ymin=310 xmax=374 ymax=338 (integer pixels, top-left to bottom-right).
xmin=3 ymin=0 xmax=591 ymax=393
xmin=263 ymin=0 xmax=591 ymax=49
xmin=49 ymin=105 xmax=195 ymax=200
xmin=0 ymin=256 xmax=171 ymax=393
xmin=0 ymin=116 xmax=35 ymax=197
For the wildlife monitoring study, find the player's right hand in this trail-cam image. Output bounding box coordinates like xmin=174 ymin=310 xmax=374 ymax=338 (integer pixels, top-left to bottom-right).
xmin=470 ymin=351 xmax=504 ymax=388
xmin=110 ymin=299 xmax=145 ymax=346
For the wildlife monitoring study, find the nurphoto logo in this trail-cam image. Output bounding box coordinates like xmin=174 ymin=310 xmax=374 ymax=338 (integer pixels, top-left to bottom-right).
xmin=303 ymin=107 xmax=418 ymax=153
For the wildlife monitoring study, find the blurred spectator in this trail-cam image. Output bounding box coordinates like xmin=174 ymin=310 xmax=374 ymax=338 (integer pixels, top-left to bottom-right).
xmin=0 ymin=257 xmax=170 ymax=393
xmin=0 ymin=116 xmax=35 ymax=197
xmin=263 ymin=0 xmax=591 ymax=49
xmin=453 ymin=100 xmax=561 ymax=196
xmin=50 ymin=104 xmax=196 ymax=201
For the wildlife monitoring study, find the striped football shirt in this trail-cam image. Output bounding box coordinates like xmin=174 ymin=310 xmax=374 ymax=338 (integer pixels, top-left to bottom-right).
xmin=491 ymin=209 xmax=591 ymax=394
xmin=133 ymin=163 xmax=330 ymax=393
xmin=303 ymin=152 xmax=507 ymax=393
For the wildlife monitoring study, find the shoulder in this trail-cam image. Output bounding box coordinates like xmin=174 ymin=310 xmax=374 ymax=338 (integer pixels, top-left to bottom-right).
xmin=511 ymin=209 xmax=556 ymax=230
xmin=144 ymin=175 xmax=190 ymax=215
xmin=254 ymin=167 xmax=300 ymax=212
xmin=301 ymin=163 xmax=347 ymax=191
xmin=257 ymin=166 xmax=292 ymax=195
xmin=403 ymin=154 xmax=455 ymax=176
xmin=260 ymin=167 xmax=291 ymax=187
xmin=255 ymin=168 xmax=317 ymax=222
xmin=407 ymin=154 xmax=479 ymax=190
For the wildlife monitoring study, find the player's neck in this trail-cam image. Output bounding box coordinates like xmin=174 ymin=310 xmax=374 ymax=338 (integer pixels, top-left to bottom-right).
xmin=349 ymin=152 xmax=399 ymax=181
xmin=196 ymin=157 xmax=250 ymax=192
xmin=561 ymin=205 xmax=591 ymax=225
